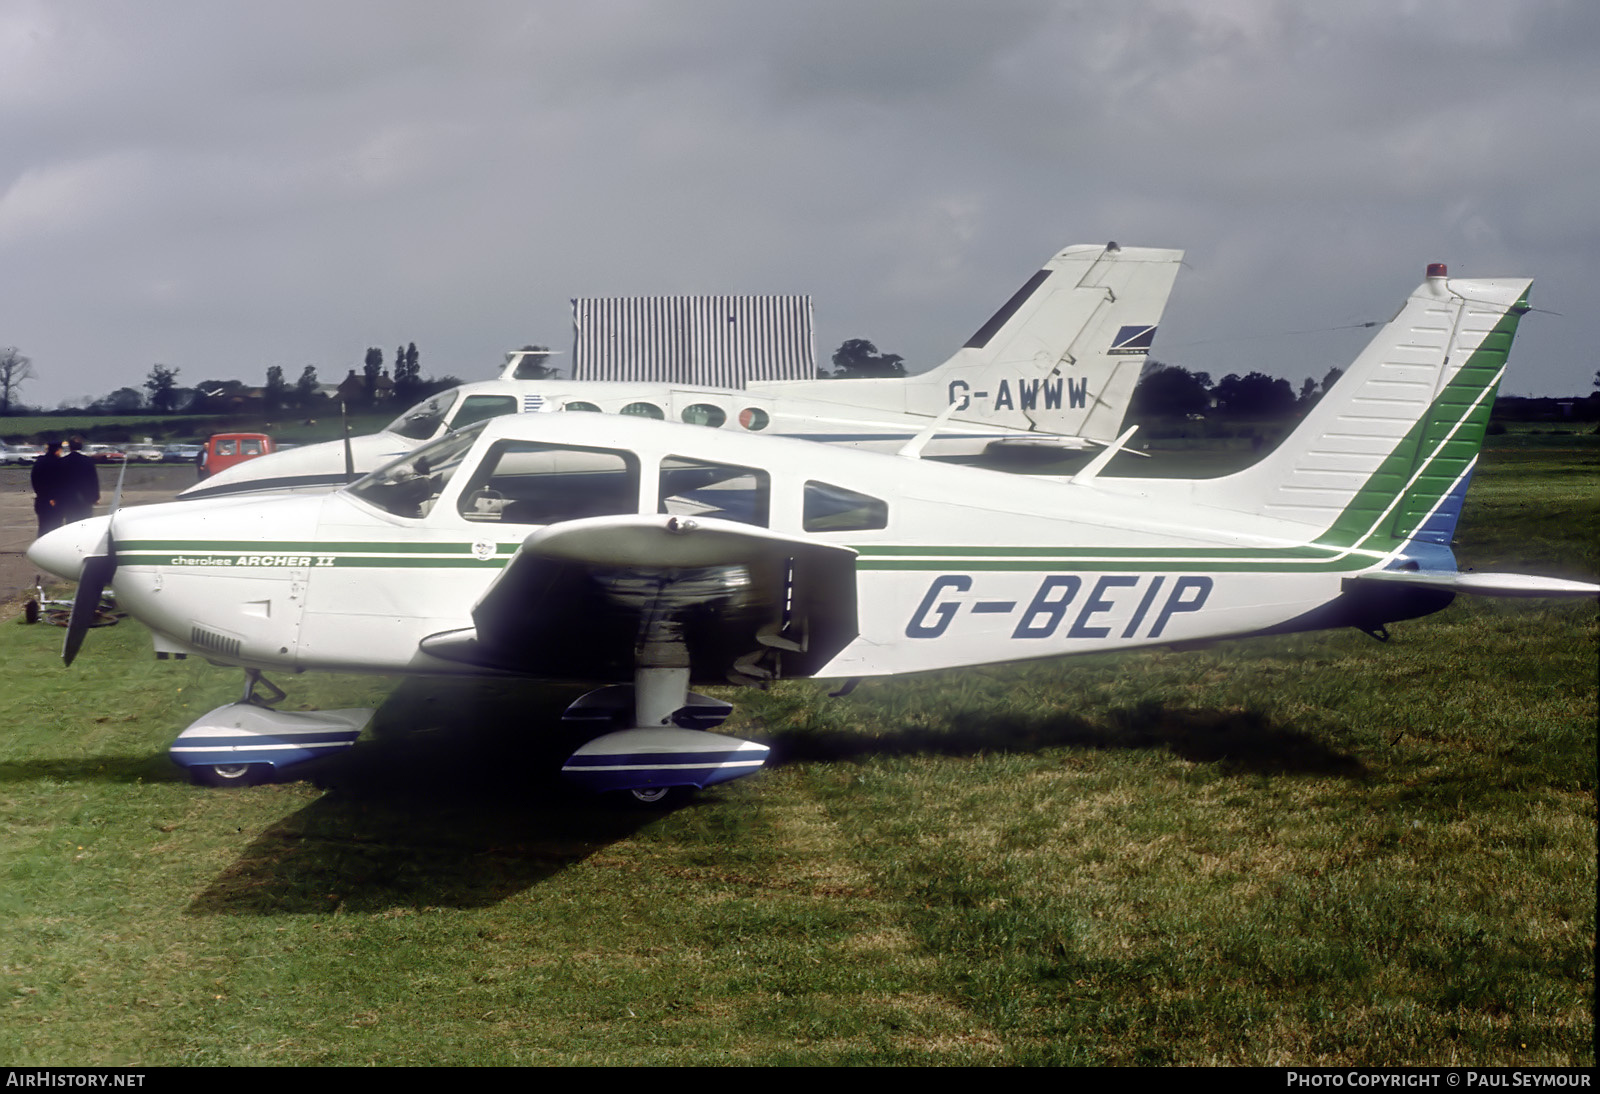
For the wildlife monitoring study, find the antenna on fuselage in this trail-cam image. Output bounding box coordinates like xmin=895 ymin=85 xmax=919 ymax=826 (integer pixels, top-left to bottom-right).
xmin=340 ymin=399 xmax=355 ymax=479
xmin=896 ymin=399 xmax=964 ymax=461
xmin=1069 ymin=425 xmax=1139 ymax=485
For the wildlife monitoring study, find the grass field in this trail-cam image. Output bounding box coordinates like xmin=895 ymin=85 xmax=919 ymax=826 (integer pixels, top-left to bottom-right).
xmin=0 ymin=439 xmax=1593 ymax=1066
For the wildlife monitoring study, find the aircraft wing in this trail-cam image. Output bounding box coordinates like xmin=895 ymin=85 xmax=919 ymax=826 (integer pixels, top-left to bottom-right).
xmin=1349 ymin=569 xmax=1600 ymax=598
xmin=420 ymin=514 xmax=859 ymax=684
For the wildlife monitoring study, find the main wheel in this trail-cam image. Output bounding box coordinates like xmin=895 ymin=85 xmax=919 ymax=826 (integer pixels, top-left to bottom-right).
xmin=191 ymin=763 xmax=271 ymax=788
xmin=621 ymin=785 xmax=688 ymax=808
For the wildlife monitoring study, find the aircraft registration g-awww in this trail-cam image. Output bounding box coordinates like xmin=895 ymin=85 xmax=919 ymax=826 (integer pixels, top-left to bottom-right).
xmin=179 ymin=242 xmax=1183 ymax=501
xmin=28 ymin=262 xmax=1598 ymax=802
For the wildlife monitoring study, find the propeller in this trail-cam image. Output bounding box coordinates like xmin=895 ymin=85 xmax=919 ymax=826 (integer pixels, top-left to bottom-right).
xmin=62 ymin=530 xmax=117 ymax=667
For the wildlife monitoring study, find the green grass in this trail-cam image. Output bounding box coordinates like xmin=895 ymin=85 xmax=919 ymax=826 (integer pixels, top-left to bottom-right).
xmin=0 ymin=445 xmax=1593 ymax=1065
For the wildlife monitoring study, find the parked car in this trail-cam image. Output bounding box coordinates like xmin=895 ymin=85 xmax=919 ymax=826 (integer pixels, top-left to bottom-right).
xmin=162 ymin=444 xmax=204 ymax=464
xmin=86 ymin=444 xmax=127 ymax=463
xmin=198 ymin=433 xmax=275 ymax=479
xmin=123 ymin=443 xmax=164 ymax=463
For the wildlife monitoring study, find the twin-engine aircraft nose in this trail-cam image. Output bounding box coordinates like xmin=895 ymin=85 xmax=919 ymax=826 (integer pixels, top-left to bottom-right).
xmin=26 ymin=515 xmax=112 ymax=582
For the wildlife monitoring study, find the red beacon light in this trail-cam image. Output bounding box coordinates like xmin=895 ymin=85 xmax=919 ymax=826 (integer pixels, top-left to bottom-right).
xmin=1426 ymin=263 xmax=1448 ymax=278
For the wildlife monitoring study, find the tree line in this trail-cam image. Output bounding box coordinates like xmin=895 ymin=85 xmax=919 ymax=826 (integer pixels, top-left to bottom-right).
xmin=1130 ymin=362 xmax=1346 ymax=420
xmin=4 ymin=337 xmax=1597 ymax=422
xmin=0 ymin=343 xmax=461 ymax=418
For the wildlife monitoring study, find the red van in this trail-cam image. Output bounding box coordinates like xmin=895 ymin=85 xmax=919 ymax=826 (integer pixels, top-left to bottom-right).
xmin=198 ymin=433 xmax=275 ymax=479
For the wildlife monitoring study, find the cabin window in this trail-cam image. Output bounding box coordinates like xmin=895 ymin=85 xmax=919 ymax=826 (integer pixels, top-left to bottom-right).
xmin=621 ymin=402 xmax=664 ymax=419
xmin=738 ymin=407 xmax=769 ymax=431
xmin=457 ymin=441 xmax=640 ymax=525
xmin=564 ymin=401 xmax=601 ymax=413
xmin=241 ymin=439 xmax=265 ymax=455
xmin=349 ymin=423 xmax=484 ymax=519
xmin=215 ymin=440 xmax=237 ymax=456
xmin=804 ymin=481 xmax=888 ymax=532
xmin=451 ymin=394 xmax=520 ymax=430
xmin=681 ymin=403 xmax=727 ymax=428
xmin=387 ymin=390 xmax=459 ymax=440
xmin=659 ymin=457 xmax=769 ymax=527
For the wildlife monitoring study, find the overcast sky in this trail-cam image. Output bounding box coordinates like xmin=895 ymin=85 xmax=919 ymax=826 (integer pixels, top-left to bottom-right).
xmin=3 ymin=0 xmax=1596 ymax=409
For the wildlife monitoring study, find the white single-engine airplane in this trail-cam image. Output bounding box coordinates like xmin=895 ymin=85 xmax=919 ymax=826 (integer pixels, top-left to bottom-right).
xmin=180 ymin=242 xmax=1183 ymax=500
xmin=29 ymin=263 xmax=1597 ymax=802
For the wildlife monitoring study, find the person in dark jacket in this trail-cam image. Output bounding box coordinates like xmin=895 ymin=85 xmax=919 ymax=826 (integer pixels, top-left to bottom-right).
xmin=58 ymin=437 xmax=101 ymax=525
xmin=31 ymin=441 xmax=65 ymax=537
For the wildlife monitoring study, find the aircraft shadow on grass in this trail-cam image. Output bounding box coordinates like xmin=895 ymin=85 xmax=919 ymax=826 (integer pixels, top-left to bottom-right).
xmin=761 ymin=697 xmax=1370 ymax=779
xmin=183 ymin=678 xmax=1365 ymax=917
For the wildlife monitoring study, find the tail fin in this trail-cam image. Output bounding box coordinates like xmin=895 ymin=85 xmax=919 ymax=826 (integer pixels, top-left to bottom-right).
xmin=794 ymin=243 xmax=1183 ymax=441
xmin=1202 ymin=265 xmax=1532 ymax=558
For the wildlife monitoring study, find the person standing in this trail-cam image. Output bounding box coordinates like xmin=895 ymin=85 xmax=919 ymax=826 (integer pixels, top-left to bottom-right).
xmin=31 ymin=441 xmax=65 ymax=537
xmin=58 ymin=437 xmax=101 ymax=525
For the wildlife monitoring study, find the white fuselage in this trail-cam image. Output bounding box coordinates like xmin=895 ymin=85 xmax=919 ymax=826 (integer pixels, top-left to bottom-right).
xmin=84 ymin=414 xmax=1389 ymax=684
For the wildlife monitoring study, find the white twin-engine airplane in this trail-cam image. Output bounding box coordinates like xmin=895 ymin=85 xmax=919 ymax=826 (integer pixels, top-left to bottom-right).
xmin=29 ymin=263 xmax=1598 ymax=803
xmin=180 ymin=242 xmax=1183 ymax=500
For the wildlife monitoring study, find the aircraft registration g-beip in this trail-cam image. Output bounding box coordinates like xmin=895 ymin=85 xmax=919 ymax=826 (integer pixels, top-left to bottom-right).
xmin=28 ymin=262 xmax=1598 ymax=803
xmin=179 ymin=242 xmax=1184 ymax=501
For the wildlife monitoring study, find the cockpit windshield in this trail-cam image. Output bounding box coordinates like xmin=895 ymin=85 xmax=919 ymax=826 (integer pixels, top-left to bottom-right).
xmin=386 ymin=390 xmax=460 ymax=441
xmin=348 ymin=421 xmax=485 ymax=518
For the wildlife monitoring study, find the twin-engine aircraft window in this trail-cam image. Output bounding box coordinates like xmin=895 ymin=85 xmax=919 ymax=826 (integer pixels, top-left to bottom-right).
xmin=564 ymin=401 xmax=601 ymax=412
xmin=387 ymin=390 xmax=459 ymax=440
xmin=738 ymin=407 xmax=769 ymax=431
xmin=451 ymin=394 xmax=520 ymax=430
xmin=804 ymin=481 xmax=888 ymax=532
xmin=681 ymin=403 xmax=727 ymax=428
xmin=349 ymin=423 xmax=484 ymax=519
xmin=660 ymin=457 xmax=770 ymax=527
xmin=621 ymin=402 xmax=665 ymax=419
xmin=458 ymin=441 xmax=640 ymax=525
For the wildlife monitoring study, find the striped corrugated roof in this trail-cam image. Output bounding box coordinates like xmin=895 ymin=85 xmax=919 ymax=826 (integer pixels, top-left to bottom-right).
xmin=570 ymin=296 xmax=815 ymax=388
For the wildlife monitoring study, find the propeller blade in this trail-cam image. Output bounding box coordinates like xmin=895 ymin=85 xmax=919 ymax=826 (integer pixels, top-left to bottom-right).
xmin=63 ymin=552 xmax=116 ymax=667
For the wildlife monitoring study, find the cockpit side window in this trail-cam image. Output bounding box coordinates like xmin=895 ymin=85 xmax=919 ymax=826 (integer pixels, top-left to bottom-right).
xmin=804 ymin=481 xmax=888 ymax=532
xmin=451 ymin=394 xmax=521 ymax=431
xmin=348 ymin=422 xmax=484 ymax=519
xmin=387 ymin=390 xmax=460 ymax=441
xmin=457 ymin=442 xmax=640 ymax=525
xmin=660 ymin=457 xmax=770 ymax=527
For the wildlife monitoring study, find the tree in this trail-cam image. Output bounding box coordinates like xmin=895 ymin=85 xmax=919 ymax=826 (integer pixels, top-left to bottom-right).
xmin=296 ymin=365 xmax=320 ymax=412
xmin=264 ymin=365 xmax=289 ymax=412
xmin=93 ymin=387 xmax=146 ymax=415
xmin=145 ymin=364 xmax=181 ymax=413
xmin=394 ymin=341 xmax=424 ymax=403
xmin=508 ymin=344 xmax=558 ymax=380
xmin=827 ymin=339 xmax=906 ymax=379
xmin=363 ymin=348 xmax=383 ymax=407
xmin=0 ymin=346 xmax=35 ymax=415
xmin=1213 ymin=372 xmax=1298 ymax=418
xmin=191 ymin=379 xmax=250 ymax=414
xmin=1130 ymin=362 xmax=1212 ymax=418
